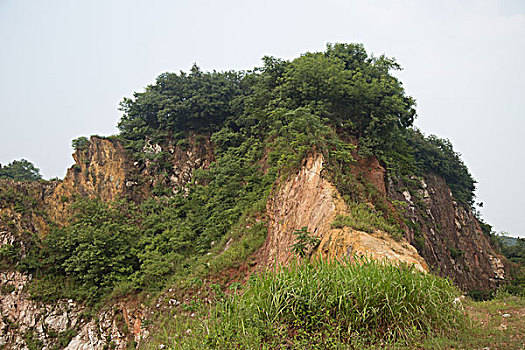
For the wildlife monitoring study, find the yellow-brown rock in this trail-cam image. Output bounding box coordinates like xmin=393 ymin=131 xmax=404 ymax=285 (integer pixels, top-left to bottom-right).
xmin=45 ymin=137 xmax=133 ymax=224
xmin=260 ymin=154 xmax=428 ymax=272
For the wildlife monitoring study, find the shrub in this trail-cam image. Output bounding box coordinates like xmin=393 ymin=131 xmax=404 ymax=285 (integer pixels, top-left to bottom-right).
xmin=290 ymin=226 xmax=320 ymax=258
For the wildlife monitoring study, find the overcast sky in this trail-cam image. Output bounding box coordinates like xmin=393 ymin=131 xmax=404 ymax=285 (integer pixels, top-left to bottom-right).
xmin=1 ymin=0 xmax=524 ymax=237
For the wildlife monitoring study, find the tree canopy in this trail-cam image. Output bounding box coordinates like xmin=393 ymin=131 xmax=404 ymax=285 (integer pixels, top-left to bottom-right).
xmin=117 ymin=43 xmax=475 ymax=204
xmin=118 ymin=64 xmax=244 ymax=147
xmin=118 ymin=44 xmax=416 ymax=155
xmin=0 ymin=159 xmax=42 ymax=181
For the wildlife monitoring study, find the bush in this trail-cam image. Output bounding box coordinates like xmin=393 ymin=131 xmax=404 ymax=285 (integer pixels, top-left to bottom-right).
xmin=34 ymin=199 xmax=140 ymax=303
xmin=290 ymin=226 xmax=320 ymax=258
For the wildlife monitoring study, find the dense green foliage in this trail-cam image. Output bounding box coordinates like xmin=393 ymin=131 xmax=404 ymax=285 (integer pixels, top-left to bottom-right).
xmin=118 ymin=64 xmax=244 ymax=151
xmin=494 ymin=235 xmax=525 ymax=297
xmin=35 ymin=199 xmax=139 ymax=302
xmin=119 ymin=44 xmax=415 ymax=157
xmin=497 ymin=236 xmax=525 ymax=265
xmin=406 ymin=129 xmax=476 ymax=205
xmin=118 ymin=43 xmax=476 ymax=204
xmin=149 ymin=258 xmax=465 ymax=349
xmin=0 ymin=159 xmax=42 ymax=181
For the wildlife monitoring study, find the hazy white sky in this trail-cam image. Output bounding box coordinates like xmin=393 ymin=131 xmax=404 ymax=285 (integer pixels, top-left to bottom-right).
xmin=1 ymin=0 xmax=524 ymax=237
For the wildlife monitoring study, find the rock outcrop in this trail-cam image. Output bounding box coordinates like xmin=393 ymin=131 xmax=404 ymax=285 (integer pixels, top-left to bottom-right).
xmin=260 ymin=154 xmax=428 ymax=272
xmin=0 ymin=269 xmax=147 ymax=350
xmin=389 ymin=173 xmax=505 ymax=291
xmin=260 ymin=153 xmax=504 ymax=291
xmin=46 ymin=137 xmax=135 ymax=224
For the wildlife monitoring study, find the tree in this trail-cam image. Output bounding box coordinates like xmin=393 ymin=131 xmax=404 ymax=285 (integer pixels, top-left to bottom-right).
xmin=118 ymin=64 xmax=244 ymax=148
xmin=71 ymin=136 xmax=89 ymax=151
xmin=0 ymin=159 xmax=42 ymax=181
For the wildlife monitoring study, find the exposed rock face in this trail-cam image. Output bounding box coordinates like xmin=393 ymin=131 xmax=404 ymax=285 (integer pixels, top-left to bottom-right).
xmin=45 ymin=135 xmax=214 ymax=225
xmin=389 ymin=173 xmax=505 ymax=291
xmin=0 ymin=180 xmax=57 ymax=237
xmin=0 ymin=270 xmax=80 ymax=349
xmin=46 ymin=137 xmax=136 ymax=224
xmin=260 ymin=153 xmax=504 ymax=291
xmin=139 ymin=134 xmax=214 ymax=192
xmin=0 ymin=215 xmax=151 ymax=350
xmin=0 ymin=269 xmax=148 ymax=350
xmin=260 ymin=154 xmax=428 ymax=272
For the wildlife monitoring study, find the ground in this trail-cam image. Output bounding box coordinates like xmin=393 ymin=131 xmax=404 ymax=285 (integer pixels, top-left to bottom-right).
xmin=422 ymin=294 xmax=524 ymax=350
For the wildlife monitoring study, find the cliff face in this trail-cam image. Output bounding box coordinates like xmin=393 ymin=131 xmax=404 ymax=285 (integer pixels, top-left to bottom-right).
xmin=0 ymin=180 xmax=56 ymax=262
xmin=45 ymin=135 xmax=214 ymax=225
xmin=389 ymin=173 xmax=505 ymax=291
xmin=260 ymin=154 xmax=428 ymax=273
xmin=46 ymin=137 xmax=135 ymax=224
xmin=0 ymin=269 xmax=147 ymax=349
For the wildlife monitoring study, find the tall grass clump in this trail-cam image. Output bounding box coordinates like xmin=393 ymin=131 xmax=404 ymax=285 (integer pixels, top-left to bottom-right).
xmin=167 ymin=257 xmax=466 ymax=349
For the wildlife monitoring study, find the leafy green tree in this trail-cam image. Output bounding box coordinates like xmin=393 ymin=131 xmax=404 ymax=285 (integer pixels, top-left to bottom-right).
xmin=71 ymin=136 xmax=89 ymax=151
xmin=291 ymin=226 xmax=320 ymax=258
xmin=40 ymin=199 xmax=140 ymax=302
xmin=118 ymin=64 xmax=244 ymax=150
xmin=244 ymin=43 xmax=416 ymax=156
xmin=0 ymin=159 xmax=42 ymax=181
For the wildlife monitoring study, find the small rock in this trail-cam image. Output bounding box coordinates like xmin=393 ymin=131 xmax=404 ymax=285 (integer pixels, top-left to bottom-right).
xmin=502 ymin=313 xmax=511 ymax=318
xmin=158 ymin=344 xmax=166 ymax=349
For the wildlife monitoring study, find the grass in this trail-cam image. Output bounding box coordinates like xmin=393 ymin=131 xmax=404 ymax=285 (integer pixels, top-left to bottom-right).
xmin=142 ymin=256 xmax=466 ymax=349
xmin=421 ymin=292 xmax=525 ymax=350
xmin=332 ymin=202 xmax=403 ymax=239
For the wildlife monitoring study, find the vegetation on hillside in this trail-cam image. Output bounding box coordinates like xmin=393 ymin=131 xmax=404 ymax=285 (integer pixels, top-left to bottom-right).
xmin=8 ymin=43 xmax=482 ymax=307
xmin=117 ymin=43 xmax=475 ymax=205
xmin=1 ymin=43 xmax=514 ymax=349
xmin=494 ymin=234 xmax=525 ymax=297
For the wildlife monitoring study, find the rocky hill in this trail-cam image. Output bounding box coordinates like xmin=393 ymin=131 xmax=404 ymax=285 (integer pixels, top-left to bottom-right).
xmin=0 ymin=43 xmax=507 ymax=349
